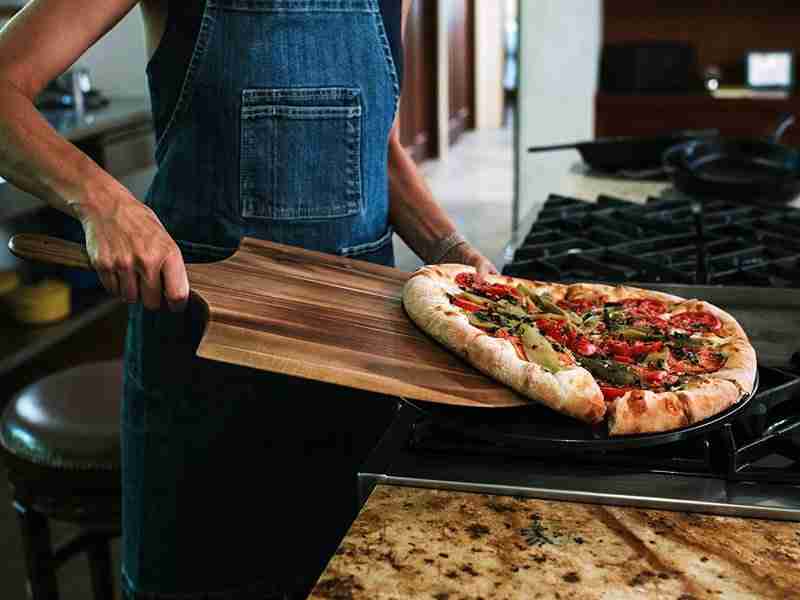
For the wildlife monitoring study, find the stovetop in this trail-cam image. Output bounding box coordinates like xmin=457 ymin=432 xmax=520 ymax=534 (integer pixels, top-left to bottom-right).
xmin=359 ymin=192 xmax=800 ymax=521
xmin=503 ymin=194 xmax=800 ymax=287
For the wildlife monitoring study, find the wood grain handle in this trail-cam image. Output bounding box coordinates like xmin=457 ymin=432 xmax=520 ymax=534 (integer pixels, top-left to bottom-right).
xmin=8 ymin=234 xmax=93 ymax=271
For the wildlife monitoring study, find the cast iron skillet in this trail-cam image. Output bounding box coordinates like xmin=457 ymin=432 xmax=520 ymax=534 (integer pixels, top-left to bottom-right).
xmin=662 ymin=115 xmax=800 ymax=203
xmin=403 ymin=372 xmax=758 ymax=451
xmin=527 ymin=129 xmax=718 ymax=173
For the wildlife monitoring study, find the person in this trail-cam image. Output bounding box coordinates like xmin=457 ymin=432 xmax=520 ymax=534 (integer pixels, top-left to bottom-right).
xmin=0 ymin=1 xmax=497 ymax=598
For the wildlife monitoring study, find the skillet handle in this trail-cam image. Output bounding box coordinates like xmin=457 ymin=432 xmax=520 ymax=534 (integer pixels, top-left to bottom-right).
xmin=771 ymin=113 xmax=795 ymax=143
xmin=527 ymin=143 xmax=583 ymax=153
xmin=661 ymin=143 xmax=687 ymax=174
xmin=8 ymin=234 xmax=94 ymax=271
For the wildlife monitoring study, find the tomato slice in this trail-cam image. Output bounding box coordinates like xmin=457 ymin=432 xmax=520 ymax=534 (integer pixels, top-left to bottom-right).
xmin=573 ymin=336 xmax=598 ymax=356
xmin=481 ymin=284 xmax=513 ymax=300
xmin=558 ymin=295 xmax=606 ymax=315
xmin=599 ymin=386 xmax=630 ymax=402
xmin=622 ymin=298 xmax=668 ymax=317
xmin=451 ymin=297 xmax=483 ymax=313
xmin=669 ymin=311 xmax=722 ymax=333
xmin=455 ymin=272 xmax=475 ymax=289
xmin=639 ymin=368 xmax=669 ymax=387
xmin=669 ymin=347 xmax=726 ymax=374
xmin=604 ymin=339 xmax=635 ymax=357
xmin=534 ymin=319 xmax=570 ymax=346
xmin=635 ymin=340 xmax=664 ymax=355
xmin=631 ymin=315 xmax=670 ymax=332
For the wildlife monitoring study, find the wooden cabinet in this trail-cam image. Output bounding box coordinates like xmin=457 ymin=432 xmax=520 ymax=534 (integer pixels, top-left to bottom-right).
xmin=447 ymin=0 xmax=475 ymax=145
xmin=595 ymin=93 xmax=800 ymax=146
xmin=399 ymin=0 xmax=477 ymax=162
xmin=597 ymin=0 xmax=800 ymax=144
xmin=399 ymin=0 xmax=439 ymax=162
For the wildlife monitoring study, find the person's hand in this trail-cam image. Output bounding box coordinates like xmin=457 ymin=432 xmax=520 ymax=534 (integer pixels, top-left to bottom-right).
xmin=440 ymin=241 xmax=499 ymax=283
xmin=77 ymin=187 xmax=189 ymax=311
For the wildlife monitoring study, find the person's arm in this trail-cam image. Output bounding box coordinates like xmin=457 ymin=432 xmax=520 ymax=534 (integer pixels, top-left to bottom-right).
xmin=387 ymin=0 xmax=497 ymax=278
xmin=0 ymin=0 xmax=188 ymax=310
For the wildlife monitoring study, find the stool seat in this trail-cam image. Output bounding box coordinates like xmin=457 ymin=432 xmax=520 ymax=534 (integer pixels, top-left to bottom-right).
xmin=0 ymin=360 xmax=123 ymax=600
xmin=1 ymin=361 xmax=122 ymax=471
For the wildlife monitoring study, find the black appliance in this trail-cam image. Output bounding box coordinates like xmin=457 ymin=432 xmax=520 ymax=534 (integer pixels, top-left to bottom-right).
xmin=600 ymin=41 xmax=698 ymax=94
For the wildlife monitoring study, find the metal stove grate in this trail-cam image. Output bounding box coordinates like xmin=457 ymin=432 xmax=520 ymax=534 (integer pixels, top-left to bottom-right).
xmin=503 ymin=194 xmax=800 ymax=287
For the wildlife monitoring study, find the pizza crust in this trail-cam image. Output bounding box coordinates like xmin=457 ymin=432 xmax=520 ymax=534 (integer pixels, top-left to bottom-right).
xmin=714 ymin=338 xmax=758 ymax=394
xmin=676 ymin=378 xmax=741 ymax=424
xmin=608 ymin=390 xmax=689 ymax=436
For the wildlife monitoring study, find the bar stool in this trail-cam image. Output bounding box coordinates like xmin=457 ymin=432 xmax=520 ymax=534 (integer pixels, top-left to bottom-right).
xmin=0 ymin=360 xmax=123 ymax=600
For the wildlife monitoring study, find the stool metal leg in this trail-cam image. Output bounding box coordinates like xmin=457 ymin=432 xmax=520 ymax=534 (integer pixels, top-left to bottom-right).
xmin=14 ymin=501 xmax=59 ymax=600
xmin=87 ymin=537 xmax=114 ymax=600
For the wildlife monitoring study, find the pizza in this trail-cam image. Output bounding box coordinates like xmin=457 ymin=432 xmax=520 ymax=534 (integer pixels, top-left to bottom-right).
xmin=402 ymin=265 xmax=757 ymax=436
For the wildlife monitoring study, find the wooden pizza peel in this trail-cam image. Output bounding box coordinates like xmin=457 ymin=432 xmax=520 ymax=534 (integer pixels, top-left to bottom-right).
xmin=9 ymin=234 xmax=528 ymax=408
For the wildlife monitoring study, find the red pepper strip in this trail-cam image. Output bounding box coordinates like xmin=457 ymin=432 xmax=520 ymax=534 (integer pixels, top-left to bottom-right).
xmin=599 ymin=386 xmax=630 ymax=402
xmin=451 ymin=297 xmax=483 ymax=313
xmin=605 ymin=339 xmax=664 ymax=358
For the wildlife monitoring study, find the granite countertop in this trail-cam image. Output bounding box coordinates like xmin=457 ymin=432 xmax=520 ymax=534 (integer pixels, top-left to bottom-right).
xmin=309 ymin=485 xmax=800 ymax=600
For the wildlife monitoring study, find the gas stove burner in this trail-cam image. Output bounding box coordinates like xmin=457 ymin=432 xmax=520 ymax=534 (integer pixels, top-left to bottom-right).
xmin=503 ymin=194 xmax=800 ymax=287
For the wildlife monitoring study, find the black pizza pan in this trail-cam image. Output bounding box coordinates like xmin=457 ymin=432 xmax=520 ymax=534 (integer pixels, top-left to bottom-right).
xmin=403 ymin=371 xmax=758 ymax=451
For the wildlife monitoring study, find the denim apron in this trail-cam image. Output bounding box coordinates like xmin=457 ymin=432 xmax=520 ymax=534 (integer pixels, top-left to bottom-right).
xmin=122 ymin=1 xmax=400 ymax=598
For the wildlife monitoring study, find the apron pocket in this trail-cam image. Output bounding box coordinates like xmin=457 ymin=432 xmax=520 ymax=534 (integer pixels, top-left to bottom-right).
xmin=240 ymin=86 xmax=363 ymax=221
xmin=338 ymin=226 xmax=395 ymax=266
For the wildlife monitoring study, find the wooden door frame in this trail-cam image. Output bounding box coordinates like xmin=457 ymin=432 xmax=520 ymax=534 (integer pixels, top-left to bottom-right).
xmin=447 ymin=0 xmax=476 ymax=146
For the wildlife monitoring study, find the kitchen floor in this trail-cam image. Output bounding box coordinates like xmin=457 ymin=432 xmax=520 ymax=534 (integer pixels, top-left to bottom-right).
xmin=0 ymin=120 xmax=514 ymax=600
xmin=393 ymin=122 xmax=515 ymax=272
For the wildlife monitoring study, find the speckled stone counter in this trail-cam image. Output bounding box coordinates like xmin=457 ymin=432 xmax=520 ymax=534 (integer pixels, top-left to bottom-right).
xmin=309 ymin=485 xmax=800 ymax=600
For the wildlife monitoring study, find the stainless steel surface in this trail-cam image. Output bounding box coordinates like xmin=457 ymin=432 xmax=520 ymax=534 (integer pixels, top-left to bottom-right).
xmin=359 ymin=404 xmax=800 ymax=521
xmin=366 ymin=476 xmax=800 ymax=522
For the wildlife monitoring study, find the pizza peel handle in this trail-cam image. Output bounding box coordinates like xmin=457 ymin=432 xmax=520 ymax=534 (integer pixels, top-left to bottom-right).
xmin=8 ymin=233 xmax=93 ymax=270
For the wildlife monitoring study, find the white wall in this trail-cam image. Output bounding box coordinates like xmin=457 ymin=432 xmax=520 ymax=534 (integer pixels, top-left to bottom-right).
xmin=475 ymin=0 xmax=505 ymax=130
xmin=76 ymin=7 xmax=148 ymax=98
xmin=517 ymin=0 xmax=601 ymax=225
xmin=1 ymin=4 xmax=147 ymax=98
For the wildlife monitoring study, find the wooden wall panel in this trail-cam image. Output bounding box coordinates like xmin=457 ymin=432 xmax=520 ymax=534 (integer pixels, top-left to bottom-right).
xmin=603 ymin=0 xmax=800 ymax=85
xmin=447 ymin=0 xmax=475 ymax=145
xmin=599 ymin=0 xmax=800 ymax=143
xmin=399 ymin=0 xmax=439 ymax=162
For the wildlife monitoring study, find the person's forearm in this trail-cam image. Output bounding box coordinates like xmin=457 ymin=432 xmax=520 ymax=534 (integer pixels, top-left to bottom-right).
xmin=388 ymin=136 xmax=465 ymax=263
xmin=0 ymin=81 xmax=115 ymax=219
